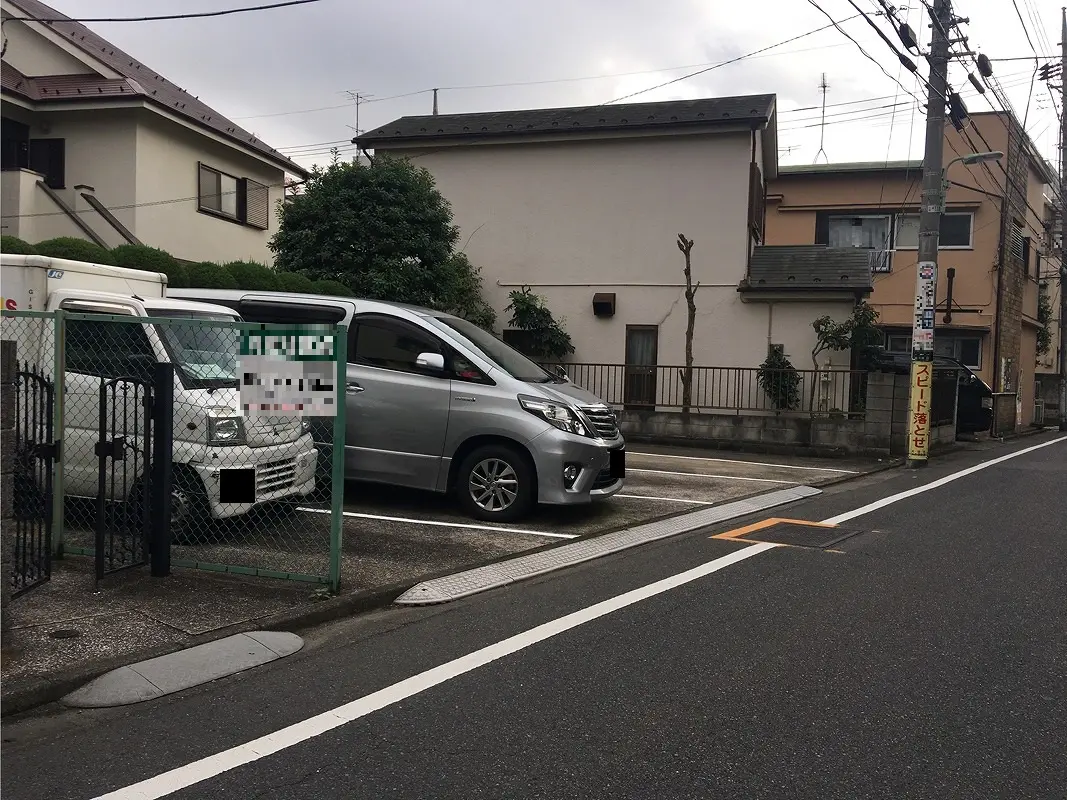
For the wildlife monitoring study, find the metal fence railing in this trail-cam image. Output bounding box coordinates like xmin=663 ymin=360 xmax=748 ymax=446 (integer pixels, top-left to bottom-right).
xmin=1 ymin=309 xmax=346 ymax=590
xmin=543 ymin=362 xmax=868 ymax=417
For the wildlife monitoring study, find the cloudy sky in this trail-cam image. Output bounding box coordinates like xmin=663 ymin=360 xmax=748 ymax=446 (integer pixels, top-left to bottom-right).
xmin=34 ymin=0 xmax=1064 ymax=174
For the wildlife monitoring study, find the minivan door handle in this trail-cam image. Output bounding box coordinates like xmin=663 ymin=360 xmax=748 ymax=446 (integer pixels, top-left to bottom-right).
xmin=346 ymin=382 xmax=365 ymax=394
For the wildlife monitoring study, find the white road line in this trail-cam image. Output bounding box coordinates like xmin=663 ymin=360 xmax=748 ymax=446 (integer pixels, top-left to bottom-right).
xmin=629 ymin=451 xmax=858 ymax=474
xmin=91 ymin=542 xmax=777 ymax=800
xmin=615 ymin=493 xmax=715 ymax=505
xmin=629 ymin=467 xmax=794 ymax=484
xmin=820 ymin=434 xmax=1067 ymax=525
xmin=297 ymin=507 xmax=577 ymax=540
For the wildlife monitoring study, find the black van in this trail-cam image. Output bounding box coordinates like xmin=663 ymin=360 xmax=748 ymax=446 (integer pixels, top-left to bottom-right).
xmin=867 ymin=349 xmax=994 ymax=434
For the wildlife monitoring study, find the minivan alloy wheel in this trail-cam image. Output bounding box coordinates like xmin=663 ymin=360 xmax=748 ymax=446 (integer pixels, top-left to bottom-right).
xmin=468 ymin=458 xmax=519 ymax=512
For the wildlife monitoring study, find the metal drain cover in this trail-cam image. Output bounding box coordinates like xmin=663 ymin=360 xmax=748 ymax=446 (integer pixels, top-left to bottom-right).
xmin=739 ymin=522 xmax=864 ymax=549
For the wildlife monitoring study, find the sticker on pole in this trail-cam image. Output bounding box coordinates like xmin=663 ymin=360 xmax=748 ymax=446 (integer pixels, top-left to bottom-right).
xmin=239 ymin=328 xmax=338 ymax=416
xmin=907 ymin=360 xmax=933 ymax=461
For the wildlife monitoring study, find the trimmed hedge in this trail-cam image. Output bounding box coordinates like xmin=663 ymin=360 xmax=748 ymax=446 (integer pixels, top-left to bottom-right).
xmin=111 ymin=244 xmax=188 ymax=288
xmin=0 ymin=236 xmax=38 ymax=254
xmin=312 ymin=279 xmax=355 ymax=297
xmin=276 ymin=271 xmax=316 ymax=294
xmin=223 ymin=260 xmax=279 ymax=290
xmin=35 ymin=237 xmax=116 ymax=265
xmin=186 ymin=261 xmax=239 ymax=289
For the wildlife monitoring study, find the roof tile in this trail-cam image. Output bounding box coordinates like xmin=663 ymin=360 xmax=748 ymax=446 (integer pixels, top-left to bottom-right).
xmin=744 ymin=245 xmax=874 ymax=292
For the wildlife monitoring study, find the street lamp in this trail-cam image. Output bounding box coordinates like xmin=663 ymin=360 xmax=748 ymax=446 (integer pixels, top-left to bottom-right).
xmin=905 ymin=149 xmax=1004 ymax=469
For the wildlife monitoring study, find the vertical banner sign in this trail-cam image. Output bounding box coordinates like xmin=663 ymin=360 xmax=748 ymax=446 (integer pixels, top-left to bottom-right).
xmin=239 ymin=327 xmax=338 ymax=416
xmin=907 ymin=361 xmax=933 ymax=460
xmin=912 ymin=261 xmax=937 ymax=355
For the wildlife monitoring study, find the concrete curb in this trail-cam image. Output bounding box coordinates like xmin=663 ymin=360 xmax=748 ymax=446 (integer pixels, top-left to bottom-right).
xmin=0 ymin=456 xmax=904 ymax=718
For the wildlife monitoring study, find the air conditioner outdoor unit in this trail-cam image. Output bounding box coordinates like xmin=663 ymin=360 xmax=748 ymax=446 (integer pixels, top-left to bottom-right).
xmin=1034 ymin=400 xmax=1045 ymax=426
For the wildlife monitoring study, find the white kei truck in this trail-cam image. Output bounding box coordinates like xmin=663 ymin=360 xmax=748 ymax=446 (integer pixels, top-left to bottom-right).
xmin=0 ymin=253 xmax=318 ymax=528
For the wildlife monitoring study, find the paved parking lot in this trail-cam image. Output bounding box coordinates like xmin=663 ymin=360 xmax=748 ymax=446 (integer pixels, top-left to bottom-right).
xmin=319 ymin=445 xmax=888 ymax=591
xmin=59 ymin=447 xmax=888 ymax=594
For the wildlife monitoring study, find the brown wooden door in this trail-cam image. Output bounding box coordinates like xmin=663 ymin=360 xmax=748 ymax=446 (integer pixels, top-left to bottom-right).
xmin=624 ymin=326 xmax=658 ymax=409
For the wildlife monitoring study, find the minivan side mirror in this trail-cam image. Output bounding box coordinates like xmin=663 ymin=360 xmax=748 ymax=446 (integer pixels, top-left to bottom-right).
xmin=415 ymin=352 xmax=446 ymax=372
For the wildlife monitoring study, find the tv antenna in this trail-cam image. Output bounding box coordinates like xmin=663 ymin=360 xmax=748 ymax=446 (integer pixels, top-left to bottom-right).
xmin=813 ymin=73 xmax=829 ymax=164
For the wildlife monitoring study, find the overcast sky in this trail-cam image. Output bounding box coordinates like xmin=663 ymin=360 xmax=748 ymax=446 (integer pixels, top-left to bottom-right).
xmin=36 ymin=0 xmax=1064 ymax=175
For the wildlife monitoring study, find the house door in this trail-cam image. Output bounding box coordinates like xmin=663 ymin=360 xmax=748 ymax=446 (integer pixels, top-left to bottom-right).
xmin=624 ymin=326 xmax=658 ymax=409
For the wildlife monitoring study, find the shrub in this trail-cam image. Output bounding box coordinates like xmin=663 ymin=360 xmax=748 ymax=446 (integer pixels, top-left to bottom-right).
xmin=0 ymin=236 xmax=37 ymax=254
xmin=34 ymin=237 xmax=116 ymax=265
xmin=311 ymin=279 xmax=355 ymax=297
xmin=224 ymin=260 xmax=279 ymax=290
xmin=757 ymin=347 xmax=802 ymax=411
xmin=186 ymin=261 xmax=238 ymax=289
xmin=276 ymin=271 xmax=316 ymax=294
xmin=111 ymin=244 xmax=188 ymax=288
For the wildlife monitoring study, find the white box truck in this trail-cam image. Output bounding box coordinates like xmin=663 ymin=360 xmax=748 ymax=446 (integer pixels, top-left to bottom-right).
xmin=1 ymin=253 xmax=319 ymax=530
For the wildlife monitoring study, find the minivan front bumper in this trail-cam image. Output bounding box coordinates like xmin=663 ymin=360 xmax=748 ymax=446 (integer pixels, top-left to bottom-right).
xmin=530 ymin=428 xmax=626 ymax=505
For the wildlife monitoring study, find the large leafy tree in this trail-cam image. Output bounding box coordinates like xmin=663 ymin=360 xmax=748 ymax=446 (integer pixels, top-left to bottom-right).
xmin=270 ymin=155 xmax=494 ymax=328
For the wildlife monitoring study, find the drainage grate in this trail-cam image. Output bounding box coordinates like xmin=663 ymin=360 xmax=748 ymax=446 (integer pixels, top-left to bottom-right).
xmin=738 ymin=522 xmax=864 ymax=549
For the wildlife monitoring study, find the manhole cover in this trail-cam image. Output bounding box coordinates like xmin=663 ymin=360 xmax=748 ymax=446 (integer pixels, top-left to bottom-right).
xmin=739 ymin=522 xmax=864 ymax=549
xmin=49 ymin=629 xmax=82 ymax=640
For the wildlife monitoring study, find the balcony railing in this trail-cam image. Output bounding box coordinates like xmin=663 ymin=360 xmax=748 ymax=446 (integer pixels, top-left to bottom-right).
xmin=868 ymin=249 xmax=892 ymax=273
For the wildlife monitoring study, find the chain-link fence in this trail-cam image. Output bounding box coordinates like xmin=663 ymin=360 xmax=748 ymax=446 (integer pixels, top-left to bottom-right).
xmin=1 ymin=309 xmax=347 ymax=590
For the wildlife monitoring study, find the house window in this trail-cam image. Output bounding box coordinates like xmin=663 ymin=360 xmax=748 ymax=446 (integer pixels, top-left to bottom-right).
xmin=884 ymin=332 xmax=982 ymax=368
xmin=827 ymin=215 xmax=891 ymax=250
xmin=895 ymin=212 xmax=974 ymax=249
xmin=197 ymin=163 xmax=270 ymax=230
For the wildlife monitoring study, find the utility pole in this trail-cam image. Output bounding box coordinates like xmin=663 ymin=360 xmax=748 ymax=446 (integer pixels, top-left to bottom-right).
xmin=1059 ymin=7 xmax=1067 ymax=431
xmin=344 ymin=91 xmax=373 ymax=162
xmin=906 ymin=0 xmax=953 ymax=468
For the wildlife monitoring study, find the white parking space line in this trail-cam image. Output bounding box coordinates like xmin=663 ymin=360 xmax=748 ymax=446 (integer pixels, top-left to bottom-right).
xmin=628 ymin=467 xmax=795 ymax=485
xmin=628 ymin=451 xmax=858 ymax=474
xmin=616 ymin=494 xmax=715 ymax=505
xmin=91 ymin=542 xmax=778 ymax=800
xmin=298 ymin=508 xmax=577 ymax=540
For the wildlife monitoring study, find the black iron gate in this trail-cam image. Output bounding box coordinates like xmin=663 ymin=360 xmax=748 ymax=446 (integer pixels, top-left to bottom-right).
xmin=11 ymin=365 xmax=56 ymax=598
xmin=94 ymin=376 xmax=154 ymax=580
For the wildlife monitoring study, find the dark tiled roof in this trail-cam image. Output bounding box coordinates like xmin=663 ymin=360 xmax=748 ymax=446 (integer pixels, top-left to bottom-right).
xmin=356 ymin=94 xmax=776 ymax=146
xmin=743 ymin=245 xmax=873 ymax=292
xmin=3 ymin=0 xmax=307 ymax=177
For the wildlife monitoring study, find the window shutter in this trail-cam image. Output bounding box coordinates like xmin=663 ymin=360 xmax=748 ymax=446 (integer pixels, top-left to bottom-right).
xmin=243 ymin=178 xmax=270 ymax=230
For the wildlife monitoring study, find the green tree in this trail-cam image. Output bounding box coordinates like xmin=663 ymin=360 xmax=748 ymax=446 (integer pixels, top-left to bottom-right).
xmin=111 ymin=244 xmax=188 ymax=288
xmin=505 ymin=286 xmax=574 ymax=361
xmin=0 ymin=236 xmax=37 ymax=254
xmin=34 ymin=237 xmax=115 ymax=265
xmin=810 ymin=301 xmax=881 ymax=411
xmin=1037 ymin=282 xmax=1053 ymax=357
xmin=757 ymin=347 xmax=802 ymax=411
xmin=269 ymin=158 xmax=495 ymax=316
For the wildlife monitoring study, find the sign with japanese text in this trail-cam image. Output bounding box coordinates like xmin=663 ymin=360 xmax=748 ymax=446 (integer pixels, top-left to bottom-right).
xmin=912 ymin=260 xmax=937 ymax=356
xmin=239 ymin=327 xmax=338 ymax=416
xmin=907 ymin=360 xmax=933 ymax=460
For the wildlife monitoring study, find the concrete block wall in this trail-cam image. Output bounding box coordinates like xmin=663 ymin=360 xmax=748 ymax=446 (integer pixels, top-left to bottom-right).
xmin=1 ymin=339 xmax=16 ymax=636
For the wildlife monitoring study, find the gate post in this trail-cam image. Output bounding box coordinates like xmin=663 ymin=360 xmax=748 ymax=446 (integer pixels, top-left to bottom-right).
xmin=150 ymin=362 xmax=174 ymax=578
xmin=1 ymin=340 xmax=16 ymax=638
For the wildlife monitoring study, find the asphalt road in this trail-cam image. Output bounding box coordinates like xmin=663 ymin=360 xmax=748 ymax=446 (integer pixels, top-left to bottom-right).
xmin=3 ymin=433 xmax=1063 ymax=800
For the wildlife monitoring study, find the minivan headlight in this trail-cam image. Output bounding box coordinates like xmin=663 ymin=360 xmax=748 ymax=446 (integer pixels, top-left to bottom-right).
xmin=207 ymin=409 xmax=246 ymax=445
xmin=519 ymin=395 xmax=591 ymax=437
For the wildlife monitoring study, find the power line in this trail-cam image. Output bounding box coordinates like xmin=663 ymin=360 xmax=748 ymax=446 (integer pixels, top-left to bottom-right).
xmin=1 ymin=0 xmax=324 ymax=23
xmin=237 ymin=19 xmax=863 ymax=123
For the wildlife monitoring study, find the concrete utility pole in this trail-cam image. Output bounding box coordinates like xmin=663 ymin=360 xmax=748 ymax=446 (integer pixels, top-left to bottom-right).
xmin=1059 ymin=7 xmax=1067 ymax=431
xmin=906 ymin=0 xmax=953 ymax=468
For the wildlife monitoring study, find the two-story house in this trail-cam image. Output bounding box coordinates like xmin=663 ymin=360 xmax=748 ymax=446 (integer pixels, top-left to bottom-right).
xmin=766 ymin=111 xmax=1058 ymax=429
xmin=356 ymin=95 xmax=873 ymax=408
xmin=0 ymin=0 xmax=307 ymax=264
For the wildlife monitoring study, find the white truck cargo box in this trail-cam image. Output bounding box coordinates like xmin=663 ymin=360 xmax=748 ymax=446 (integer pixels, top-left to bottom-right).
xmin=0 ymin=253 xmax=165 ymax=311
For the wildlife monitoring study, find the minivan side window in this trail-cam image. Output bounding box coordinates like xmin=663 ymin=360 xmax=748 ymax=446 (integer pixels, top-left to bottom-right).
xmin=66 ymin=316 xmax=156 ymax=382
xmin=350 ymin=316 xmax=445 ymax=376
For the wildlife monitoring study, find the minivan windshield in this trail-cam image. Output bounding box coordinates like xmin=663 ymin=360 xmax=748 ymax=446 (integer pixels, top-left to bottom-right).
xmin=432 ymin=316 xmax=557 ymax=383
xmin=153 ymin=310 xmax=241 ymax=389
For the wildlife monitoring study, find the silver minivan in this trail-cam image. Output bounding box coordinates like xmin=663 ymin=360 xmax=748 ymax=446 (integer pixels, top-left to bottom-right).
xmin=169 ymin=289 xmax=626 ymax=521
